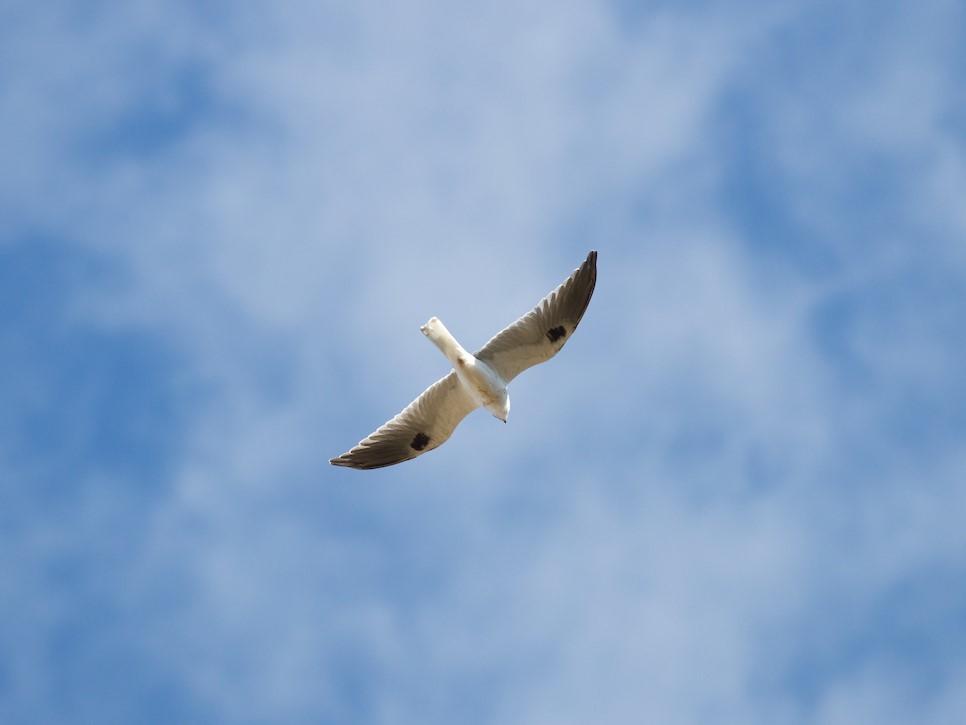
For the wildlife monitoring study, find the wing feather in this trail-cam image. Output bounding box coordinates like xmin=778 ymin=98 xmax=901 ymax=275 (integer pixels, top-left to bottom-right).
xmin=330 ymin=372 xmax=478 ymax=470
xmin=475 ymin=250 xmax=597 ymax=382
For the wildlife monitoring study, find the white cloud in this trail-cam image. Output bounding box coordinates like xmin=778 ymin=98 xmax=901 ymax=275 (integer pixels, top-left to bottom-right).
xmin=4 ymin=1 xmax=966 ymax=723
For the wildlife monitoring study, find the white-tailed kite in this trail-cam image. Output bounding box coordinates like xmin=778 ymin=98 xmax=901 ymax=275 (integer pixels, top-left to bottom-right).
xmin=330 ymin=250 xmax=597 ymax=469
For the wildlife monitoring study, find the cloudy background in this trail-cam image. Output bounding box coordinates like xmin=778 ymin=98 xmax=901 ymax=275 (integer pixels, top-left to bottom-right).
xmin=3 ymin=1 xmax=966 ymax=723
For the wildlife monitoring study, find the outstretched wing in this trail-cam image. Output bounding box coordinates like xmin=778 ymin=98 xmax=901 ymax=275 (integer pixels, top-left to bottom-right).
xmin=475 ymin=250 xmax=597 ymax=383
xmin=330 ymin=372 xmax=478 ymax=470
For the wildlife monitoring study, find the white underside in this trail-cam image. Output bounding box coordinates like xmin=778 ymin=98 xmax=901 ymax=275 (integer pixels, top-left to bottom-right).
xmin=421 ymin=317 xmax=509 ymax=419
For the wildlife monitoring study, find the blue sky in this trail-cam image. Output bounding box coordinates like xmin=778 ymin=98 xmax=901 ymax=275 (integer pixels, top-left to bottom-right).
xmin=3 ymin=1 xmax=966 ymax=723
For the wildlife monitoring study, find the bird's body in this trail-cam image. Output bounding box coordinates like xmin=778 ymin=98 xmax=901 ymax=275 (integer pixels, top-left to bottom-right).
xmin=331 ymin=250 xmax=597 ymax=470
xmin=421 ymin=316 xmax=509 ymax=421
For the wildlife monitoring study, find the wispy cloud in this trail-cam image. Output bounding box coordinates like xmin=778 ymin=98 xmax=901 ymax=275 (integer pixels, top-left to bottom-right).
xmin=2 ymin=1 xmax=965 ymax=723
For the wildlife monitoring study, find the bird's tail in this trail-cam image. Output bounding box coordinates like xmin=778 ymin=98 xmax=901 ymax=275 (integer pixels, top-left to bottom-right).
xmin=420 ymin=317 xmax=468 ymax=366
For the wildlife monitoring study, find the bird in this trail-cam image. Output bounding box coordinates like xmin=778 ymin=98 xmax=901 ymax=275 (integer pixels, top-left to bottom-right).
xmin=330 ymin=250 xmax=597 ymax=470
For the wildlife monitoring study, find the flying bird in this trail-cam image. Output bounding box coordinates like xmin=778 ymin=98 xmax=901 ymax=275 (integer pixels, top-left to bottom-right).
xmin=330 ymin=250 xmax=597 ymax=469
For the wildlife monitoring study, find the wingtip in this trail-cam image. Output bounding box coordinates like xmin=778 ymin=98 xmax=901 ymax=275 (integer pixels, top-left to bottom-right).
xmin=330 ymin=453 xmax=403 ymax=470
xmin=570 ymin=250 xmax=597 ymax=328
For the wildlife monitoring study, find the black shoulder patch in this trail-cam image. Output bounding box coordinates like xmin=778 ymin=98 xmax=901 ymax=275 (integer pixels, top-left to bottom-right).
xmin=547 ymin=326 xmax=566 ymax=342
xmin=410 ymin=432 xmax=430 ymax=451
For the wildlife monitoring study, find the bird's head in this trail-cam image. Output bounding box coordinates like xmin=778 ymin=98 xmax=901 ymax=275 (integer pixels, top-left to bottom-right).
xmin=493 ymin=395 xmax=510 ymax=424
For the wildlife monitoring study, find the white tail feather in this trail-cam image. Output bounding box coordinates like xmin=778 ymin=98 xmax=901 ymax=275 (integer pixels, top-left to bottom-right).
xmin=420 ymin=317 xmax=468 ymax=367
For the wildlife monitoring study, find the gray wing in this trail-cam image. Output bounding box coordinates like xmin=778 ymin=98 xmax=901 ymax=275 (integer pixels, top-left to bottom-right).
xmin=330 ymin=372 xmax=478 ymax=470
xmin=475 ymin=250 xmax=597 ymax=383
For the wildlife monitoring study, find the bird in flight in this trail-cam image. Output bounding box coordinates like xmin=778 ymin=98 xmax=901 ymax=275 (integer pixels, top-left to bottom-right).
xmin=330 ymin=250 xmax=597 ymax=470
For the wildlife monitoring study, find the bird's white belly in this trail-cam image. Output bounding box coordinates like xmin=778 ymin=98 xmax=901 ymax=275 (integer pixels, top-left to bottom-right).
xmin=420 ymin=316 xmax=508 ymax=417
xmin=454 ymin=356 xmax=505 ymax=407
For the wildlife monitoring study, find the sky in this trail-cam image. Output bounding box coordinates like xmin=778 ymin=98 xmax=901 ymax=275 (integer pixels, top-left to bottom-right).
xmin=2 ymin=1 xmax=966 ymax=723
